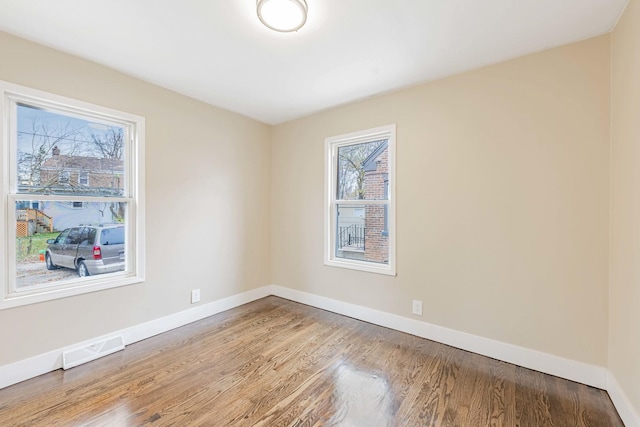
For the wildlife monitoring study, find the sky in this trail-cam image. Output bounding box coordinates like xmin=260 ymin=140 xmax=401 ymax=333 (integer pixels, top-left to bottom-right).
xmin=17 ymin=103 xmax=122 ymax=158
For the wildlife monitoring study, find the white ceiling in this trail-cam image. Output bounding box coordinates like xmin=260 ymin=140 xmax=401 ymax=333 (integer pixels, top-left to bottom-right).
xmin=0 ymin=0 xmax=629 ymax=125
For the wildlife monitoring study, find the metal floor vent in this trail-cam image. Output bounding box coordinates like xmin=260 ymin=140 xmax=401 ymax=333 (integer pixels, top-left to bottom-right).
xmin=62 ymin=335 xmax=125 ymax=370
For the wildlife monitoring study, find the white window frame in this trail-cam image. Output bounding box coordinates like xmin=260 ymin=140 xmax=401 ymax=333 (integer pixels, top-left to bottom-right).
xmin=324 ymin=124 xmax=396 ymax=276
xmin=0 ymin=80 xmax=145 ymax=309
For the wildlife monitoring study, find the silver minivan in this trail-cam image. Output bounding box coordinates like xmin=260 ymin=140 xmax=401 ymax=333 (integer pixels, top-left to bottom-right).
xmin=46 ymin=224 xmax=125 ymax=277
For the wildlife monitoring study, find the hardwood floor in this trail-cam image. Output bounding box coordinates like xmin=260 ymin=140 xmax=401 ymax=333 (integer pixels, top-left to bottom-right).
xmin=0 ymin=296 xmax=623 ymax=426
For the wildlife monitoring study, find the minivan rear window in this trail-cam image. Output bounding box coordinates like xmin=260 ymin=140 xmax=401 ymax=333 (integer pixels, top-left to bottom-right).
xmin=101 ymin=227 xmax=124 ymax=245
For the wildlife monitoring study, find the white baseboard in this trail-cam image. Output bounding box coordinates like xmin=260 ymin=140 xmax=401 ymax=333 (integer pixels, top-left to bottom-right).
xmin=0 ymin=286 xmax=272 ymax=390
xmin=270 ymin=285 xmax=607 ymax=389
xmin=608 ymin=371 xmax=640 ymax=427
xmin=120 ymin=286 xmax=271 ymax=345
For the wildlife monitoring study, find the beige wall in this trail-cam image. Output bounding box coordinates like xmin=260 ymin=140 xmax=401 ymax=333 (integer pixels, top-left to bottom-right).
xmin=0 ymin=32 xmax=271 ymax=365
xmin=272 ymin=36 xmax=611 ymax=365
xmin=0 ymin=25 xmax=621 ymax=389
xmin=611 ymin=0 xmax=640 ymax=415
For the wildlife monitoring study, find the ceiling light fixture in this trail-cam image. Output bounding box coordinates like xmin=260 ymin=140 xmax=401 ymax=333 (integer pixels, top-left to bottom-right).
xmin=257 ymin=0 xmax=308 ymax=33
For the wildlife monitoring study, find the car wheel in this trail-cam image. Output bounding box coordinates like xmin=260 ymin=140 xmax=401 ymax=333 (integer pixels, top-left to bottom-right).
xmin=78 ymin=261 xmax=90 ymax=277
xmin=45 ymin=253 xmax=57 ymax=270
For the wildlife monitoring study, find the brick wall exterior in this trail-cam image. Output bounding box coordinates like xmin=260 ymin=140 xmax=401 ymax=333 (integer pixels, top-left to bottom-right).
xmin=40 ymin=169 xmax=122 ymax=190
xmin=39 ymin=154 xmax=124 ymax=193
xmin=364 ymin=147 xmax=389 ymax=263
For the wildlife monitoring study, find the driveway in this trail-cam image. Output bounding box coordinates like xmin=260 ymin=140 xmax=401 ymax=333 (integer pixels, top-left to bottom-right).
xmin=16 ymin=260 xmax=76 ymax=287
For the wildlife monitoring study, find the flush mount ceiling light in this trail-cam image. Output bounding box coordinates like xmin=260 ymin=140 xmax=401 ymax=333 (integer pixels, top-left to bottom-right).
xmin=257 ymin=0 xmax=308 ymax=33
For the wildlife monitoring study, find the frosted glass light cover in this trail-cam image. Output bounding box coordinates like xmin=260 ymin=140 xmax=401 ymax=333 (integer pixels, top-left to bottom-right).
xmin=257 ymin=0 xmax=307 ymax=32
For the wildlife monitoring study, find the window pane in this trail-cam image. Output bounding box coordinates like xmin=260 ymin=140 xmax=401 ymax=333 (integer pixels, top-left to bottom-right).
xmin=17 ymin=104 xmax=125 ymax=197
xmin=335 ymin=204 xmax=389 ymax=264
xmin=15 ymin=200 xmax=127 ymax=289
xmin=336 ymin=139 xmax=388 ymax=200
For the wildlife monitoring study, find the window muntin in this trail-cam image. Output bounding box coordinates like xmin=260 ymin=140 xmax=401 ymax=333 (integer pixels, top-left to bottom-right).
xmin=1 ymin=81 xmax=145 ymax=308
xmin=325 ymin=125 xmax=396 ymax=275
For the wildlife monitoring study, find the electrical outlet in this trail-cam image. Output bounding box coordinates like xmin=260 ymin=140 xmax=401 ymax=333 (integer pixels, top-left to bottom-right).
xmin=191 ymin=289 xmax=201 ymax=304
xmin=412 ymin=300 xmax=423 ymax=316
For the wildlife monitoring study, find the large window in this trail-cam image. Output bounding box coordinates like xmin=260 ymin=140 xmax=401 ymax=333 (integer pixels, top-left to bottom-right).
xmin=325 ymin=125 xmax=396 ymax=275
xmin=0 ymin=81 xmax=145 ymax=309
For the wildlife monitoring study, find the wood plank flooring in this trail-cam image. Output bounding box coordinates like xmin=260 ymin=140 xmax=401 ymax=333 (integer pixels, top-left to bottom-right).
xmin=0 ymin=296 xmax=624 ymax=426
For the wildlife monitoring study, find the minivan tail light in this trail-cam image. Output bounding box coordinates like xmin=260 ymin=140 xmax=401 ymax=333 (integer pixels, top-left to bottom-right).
xmin=93 ymin=246 xmax=102 ymax=260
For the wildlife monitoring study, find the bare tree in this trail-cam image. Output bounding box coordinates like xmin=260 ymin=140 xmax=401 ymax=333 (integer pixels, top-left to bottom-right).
xmin=91 ymin=127 xmax=126 ymax=221
xmin=17 ymin=118 xmax=82 ymax=189
xmin=337 ymin=140 xmax=385 ymax=199
xmin=90 ymin=127 xmax=124 ymax=160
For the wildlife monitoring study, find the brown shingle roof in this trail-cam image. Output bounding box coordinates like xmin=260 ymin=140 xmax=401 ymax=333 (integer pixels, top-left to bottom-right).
xmin=41 ymin=155 xmax=124 ymax=173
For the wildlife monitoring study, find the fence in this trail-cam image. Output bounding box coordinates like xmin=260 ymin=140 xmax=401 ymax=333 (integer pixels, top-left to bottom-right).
xmin=338 ymin=224 xmax=365 ymax=250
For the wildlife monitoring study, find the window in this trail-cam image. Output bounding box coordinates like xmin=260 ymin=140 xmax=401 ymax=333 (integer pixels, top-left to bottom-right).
xmin=0 ymin=80 xmax=145 ymax=309
xmin=59 ymin=170 xmax=70 ymax=184
xmin=324 ymin=124 xmax=396 ymax=275
xmin=79 ymin=171 xmax=89 ymax=186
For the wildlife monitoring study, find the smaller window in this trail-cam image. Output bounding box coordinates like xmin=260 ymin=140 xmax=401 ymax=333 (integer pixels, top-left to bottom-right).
xmin=59 ymin=171 xmax=70 ymax=184
xmin=325 ymin=124 xmax=396 ymax=275
xmin=72 ymin=201 xmax=83 ymax=208
xmin=79 ymin=171 xmax=89 ymax=186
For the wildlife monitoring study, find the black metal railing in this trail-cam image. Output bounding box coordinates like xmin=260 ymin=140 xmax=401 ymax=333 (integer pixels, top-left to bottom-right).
xmin=338 ymin=225 xmax=365 ymax=250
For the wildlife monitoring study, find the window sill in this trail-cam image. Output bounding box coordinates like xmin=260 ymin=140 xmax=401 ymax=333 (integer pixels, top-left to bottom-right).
xmin=324 ymin=258 xmax=396 ymax=276
xmin=0 ymin=273 xmax=144 ymax=310
xmin=339 ymin=247 xmax=365 ymax=253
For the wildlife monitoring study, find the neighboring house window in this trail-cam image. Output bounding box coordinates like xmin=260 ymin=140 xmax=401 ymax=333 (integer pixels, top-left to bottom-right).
xmin=0 ymin=80 xmax=145 ymax=309
xmin=79 ymin=171 xmax=89 ymax=186
xmin=324 ymin=124 xmax=396 ymax=275
xmin=59 ymin=171 xmax=70 ymax=184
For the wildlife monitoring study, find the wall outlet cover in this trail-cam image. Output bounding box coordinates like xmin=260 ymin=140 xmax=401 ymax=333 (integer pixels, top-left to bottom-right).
xmin=412 ymin=300 xmax=423 ymax=316
xmin=191 ymin=289 xmax=201 ymax=304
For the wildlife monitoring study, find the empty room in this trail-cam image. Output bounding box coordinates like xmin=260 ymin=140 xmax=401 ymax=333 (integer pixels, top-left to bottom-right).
xmin=0 ymin=0 xmax=639 ymax=425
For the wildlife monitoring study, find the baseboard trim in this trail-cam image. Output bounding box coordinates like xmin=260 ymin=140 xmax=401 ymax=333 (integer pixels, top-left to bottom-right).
xmin=0 ymin=286 xmax=272 ymax=390
xmin=608 ymin=371 xmax=640 ymax=427
xmin=120 ymin=286 xmax=271 ymax=345
xmin=270 ymin=285 xmax=607 ymax=389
